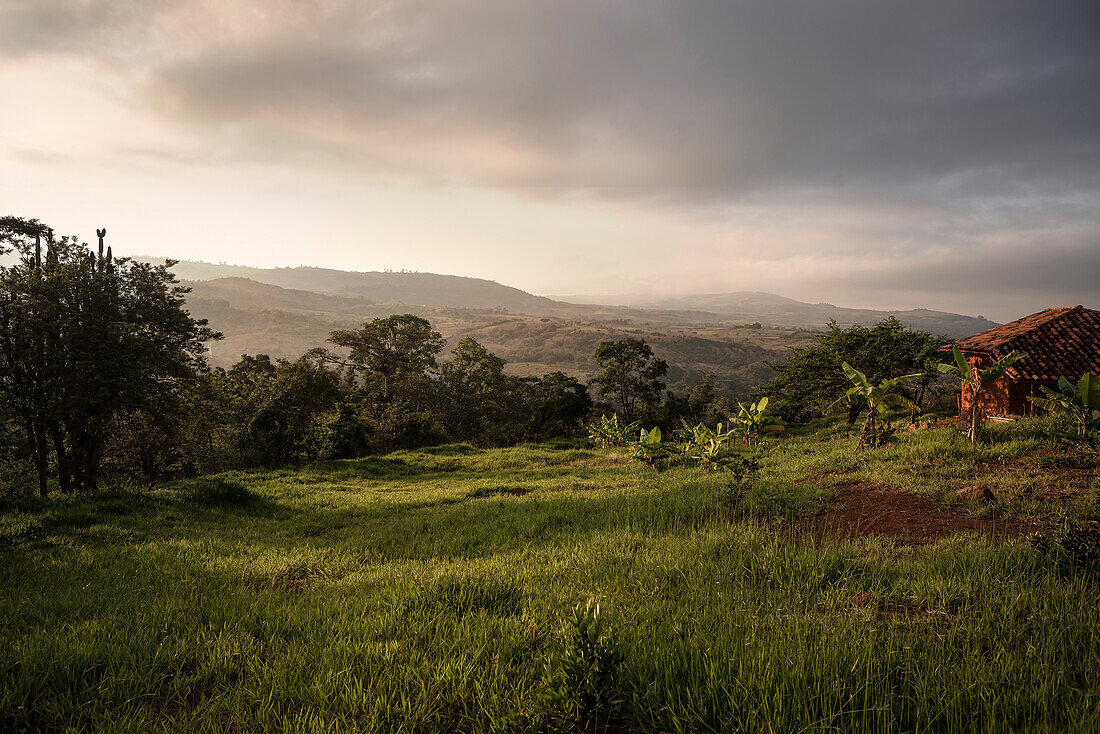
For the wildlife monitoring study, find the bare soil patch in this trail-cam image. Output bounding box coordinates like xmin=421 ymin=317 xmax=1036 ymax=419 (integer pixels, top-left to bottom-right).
xmin=797 ymin=482 xmax=1035 ymax=544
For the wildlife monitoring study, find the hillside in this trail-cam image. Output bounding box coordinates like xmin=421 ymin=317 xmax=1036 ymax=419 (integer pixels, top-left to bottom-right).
xmin=4 ymin=423 xmax=1098 ymax=732
xmin=161 ymin=260 xmax=998 ymax=395
xmin=636 ymin=292 xmax=998 ymax=335
xmin=144 ymin=257 xmax=997 ymax=336
xmin=183 ymin=278 xmax=795 ymax=394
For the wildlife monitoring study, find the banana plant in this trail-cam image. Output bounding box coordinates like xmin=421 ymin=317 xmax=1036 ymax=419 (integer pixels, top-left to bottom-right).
xmin=588 ymin=414 xmax=641 ymax=448
xmin=626 ymin=427 xmax=673 ymax=468
xmin=1029 ymin=373 xmax=1100 ymax=441
xmin=830 ymin=363 xmax=922 ymax=450
xmin=937 ymin=346 xmax=1027 ymax=443
xmin=731 ymin=397 xmax=784 ymax=446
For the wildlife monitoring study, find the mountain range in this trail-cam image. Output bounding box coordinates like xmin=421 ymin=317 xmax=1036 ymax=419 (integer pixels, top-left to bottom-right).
xmin=132 ymin=257 xmax=998 ymax=395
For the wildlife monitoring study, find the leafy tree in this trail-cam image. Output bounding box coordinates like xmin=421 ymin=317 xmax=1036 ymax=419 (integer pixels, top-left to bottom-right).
xmin=587 ymin=414 xmax=641 ymax=448
xmin=626 ymin=426 xmax=673 ymax=468
xmin=325 ymin=402 xmax=373 ymax=459
xmin=830 ymin=363 xmax=922 ymax=450
xmin=524 ymin=371 xmax=592 ymax=440
xmin=757 ymin=318 xmax=945 ymax=424
xmin=438 ymin=337 xmax=520 ymax=444
xmin=937 ymin=346 xmax=1026 ymax=442
xmin=326 ymin=315 xmax=444 ymax=399
xmin=0 ymin=217 xmax=218 ymax=493
xmin=1029 ymin=373 xmax=1100 ymax=441
xmin=591 ymin=337 xmax=668 ymax=422
xmin=244 ymin=355 xmax=341 ymax=466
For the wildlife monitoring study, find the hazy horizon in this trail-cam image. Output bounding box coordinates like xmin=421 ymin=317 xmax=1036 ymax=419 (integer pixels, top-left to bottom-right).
xmin=3 ymin=1 xmax=1097 ymax=323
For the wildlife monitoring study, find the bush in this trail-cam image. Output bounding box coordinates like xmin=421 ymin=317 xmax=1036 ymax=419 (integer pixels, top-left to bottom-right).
xmin=1030 ymin=517 xmax=1100 ymax=576
xmin=0 ymin=458 xmax=36 ymax=500
xmin=538 ymin=600 xmax=627 ymax=730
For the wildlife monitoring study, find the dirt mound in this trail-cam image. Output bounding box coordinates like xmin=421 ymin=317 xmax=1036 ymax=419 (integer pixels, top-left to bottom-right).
xmin=797 ymin=482 xmax=1034 ymax=544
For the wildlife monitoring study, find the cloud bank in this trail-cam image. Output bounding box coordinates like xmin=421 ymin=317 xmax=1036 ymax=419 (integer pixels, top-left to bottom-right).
xmin=1 ymin=0 xmax=1097 ymax=319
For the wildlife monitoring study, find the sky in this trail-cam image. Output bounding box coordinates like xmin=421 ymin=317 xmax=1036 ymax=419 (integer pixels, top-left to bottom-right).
xmin=1 ymin=1 xmax=1097 ymax=322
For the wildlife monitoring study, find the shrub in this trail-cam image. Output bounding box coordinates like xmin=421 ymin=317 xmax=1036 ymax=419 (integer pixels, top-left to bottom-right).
xmin=1029 ymin=517 xmax=1100 ymax=576
xmin=538 ymin=600 xmax=627 ymax=731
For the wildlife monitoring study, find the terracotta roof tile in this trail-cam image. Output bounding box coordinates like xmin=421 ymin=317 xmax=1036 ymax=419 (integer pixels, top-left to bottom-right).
xmin=949 ymin=306 xmax=1100 ymax=382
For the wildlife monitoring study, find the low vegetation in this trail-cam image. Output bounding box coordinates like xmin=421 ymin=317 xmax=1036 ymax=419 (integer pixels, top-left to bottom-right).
xmin=2 ymin=420 xmax=1099 ymax=732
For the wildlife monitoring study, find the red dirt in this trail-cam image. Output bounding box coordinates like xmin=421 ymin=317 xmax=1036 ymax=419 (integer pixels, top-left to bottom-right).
xmin=796 ymin=482 xmax=1036 ymax=544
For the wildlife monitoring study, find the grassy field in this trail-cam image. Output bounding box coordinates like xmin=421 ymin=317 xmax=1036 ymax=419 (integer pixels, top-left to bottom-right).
xmin=2 ymin=421 xmax=1099 ymax=732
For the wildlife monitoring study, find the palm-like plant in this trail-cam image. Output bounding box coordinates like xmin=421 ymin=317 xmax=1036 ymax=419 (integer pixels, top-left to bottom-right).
xmin=937 ymin=346 xmax=1026 ymax=442
xmin=680 ymin=420 xmax=739 ymax=471
xmin=731 ymin=397 xmax=784 ymax=446
xmin=626 ymin=427 xmax=673 ymax=468
xmin=1029 ymin=373 xmax=1100 ymax=441
xmin=830 ymin=363 xmax=922 ymax=450
xmin=588 ymin=414 xmax=641 ymax=448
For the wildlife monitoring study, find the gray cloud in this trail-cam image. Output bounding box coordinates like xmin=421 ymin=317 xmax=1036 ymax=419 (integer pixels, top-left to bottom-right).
xmin=136 ymin=2 xmax=1100 ymax=200
xmin=3 ymin=0 xmax=1098 ymax=316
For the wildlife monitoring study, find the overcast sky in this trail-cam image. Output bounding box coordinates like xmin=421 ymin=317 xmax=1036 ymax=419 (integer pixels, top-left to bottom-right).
xmin=1 ymin=1 xmax=1097 ymax=321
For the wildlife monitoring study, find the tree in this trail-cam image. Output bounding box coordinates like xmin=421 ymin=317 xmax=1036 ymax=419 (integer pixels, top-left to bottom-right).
xmin=937 ymin=346 xmax=1026 ymax=443
xmin=757 ymin=318 xmax=945 ymax=424
xmin=437 ymin=337 xmax=519 ymax=444
xmin=524 ymin=371 xmax=593 ymax=440
xmin=830 ymin=363 xmax=922 ymax=450
xmin=591 ymin=337 xmax=668 ymax=422
xmin=327 ymin=315 xmax=445 ymax=399
xmin=0 ymin=217 xmax=218 ymax=493
xmin=244 ymin=355 xmax=341 ymax=466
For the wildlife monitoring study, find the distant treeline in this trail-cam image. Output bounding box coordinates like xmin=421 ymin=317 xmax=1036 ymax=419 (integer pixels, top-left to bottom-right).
xmin=1 ymin=217 xmax=949 ymax=494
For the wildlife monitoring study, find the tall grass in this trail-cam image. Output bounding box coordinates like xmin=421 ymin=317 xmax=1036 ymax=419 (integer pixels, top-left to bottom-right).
xmin=2 ymin=428 xmax=1098 ymax=732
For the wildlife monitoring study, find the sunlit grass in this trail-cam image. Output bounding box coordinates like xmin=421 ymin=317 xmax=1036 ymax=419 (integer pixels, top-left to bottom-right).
xmin=2 ymin=424 xmax=1099 ymax=732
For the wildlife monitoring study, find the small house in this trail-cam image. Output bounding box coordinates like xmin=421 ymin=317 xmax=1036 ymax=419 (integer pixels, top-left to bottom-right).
xmin=948 ymin=305 xmax=1100 ymax=419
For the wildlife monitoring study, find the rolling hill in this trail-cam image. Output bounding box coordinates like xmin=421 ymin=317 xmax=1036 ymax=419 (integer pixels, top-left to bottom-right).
xmin=143 ymin=257 xmax=997 ymax=335
xmin=145 ymin=258 xmax=998 ymax=396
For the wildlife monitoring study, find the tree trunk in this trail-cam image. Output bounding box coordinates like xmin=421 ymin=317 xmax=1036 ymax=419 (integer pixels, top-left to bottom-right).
xmin=858 ymin=412 xmax=874 ymax=451
xmin=26 ymin=420 xmax=48 ymax=497
xmin=50 ymin=423 xmax=71 ymax=493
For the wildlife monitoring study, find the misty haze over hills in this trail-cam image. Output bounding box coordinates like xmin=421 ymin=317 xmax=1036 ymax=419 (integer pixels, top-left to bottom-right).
xmin=129 ymin=256 xmax=1000 ymax=396
xmin=141 ymin=257 xmax=997 ymax=336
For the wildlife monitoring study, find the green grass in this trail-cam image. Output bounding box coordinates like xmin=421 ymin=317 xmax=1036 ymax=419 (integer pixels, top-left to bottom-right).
xmin=2 ymin=423 xmax=1099 ymax=732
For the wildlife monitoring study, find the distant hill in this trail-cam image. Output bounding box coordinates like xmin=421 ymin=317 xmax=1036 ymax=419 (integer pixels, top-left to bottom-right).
xmin=143 ymin=257 xmax=997 ymax=337
xmin=637 ymin=292 xmax=997 ymax=336
xmin=141 ymin=259 xmax=567 ymax=314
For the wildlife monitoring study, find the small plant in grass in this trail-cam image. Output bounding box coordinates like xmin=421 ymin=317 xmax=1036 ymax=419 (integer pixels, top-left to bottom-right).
xmin=587 ymin=414 xmax=640 ymax=448
xmin=1029 ymin=517 xmax=1100 ymax=577
xmin=937 ymin=345 xmax=1027 ymax=443
xmin=681 ymin=420 xmax=740 ymax=472
xmin=731 ymin=397 xmax=784 ymax=446
xmin=1029 ymin=373 xmax=1100 ymax=448
xmin=830 ymin=362 xmax=922 ymax=450
xmin=626 ymin=426 xmax=673 ymax=469
xmin=721 ymin=454 xmax=760 ymax=515
xmin=538 ymin=600 xmax=627 ymax=731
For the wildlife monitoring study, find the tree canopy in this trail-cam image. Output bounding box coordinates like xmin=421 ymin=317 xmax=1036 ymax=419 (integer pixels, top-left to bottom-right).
xmin=756 ymin=318 xmax=946 ymax=423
